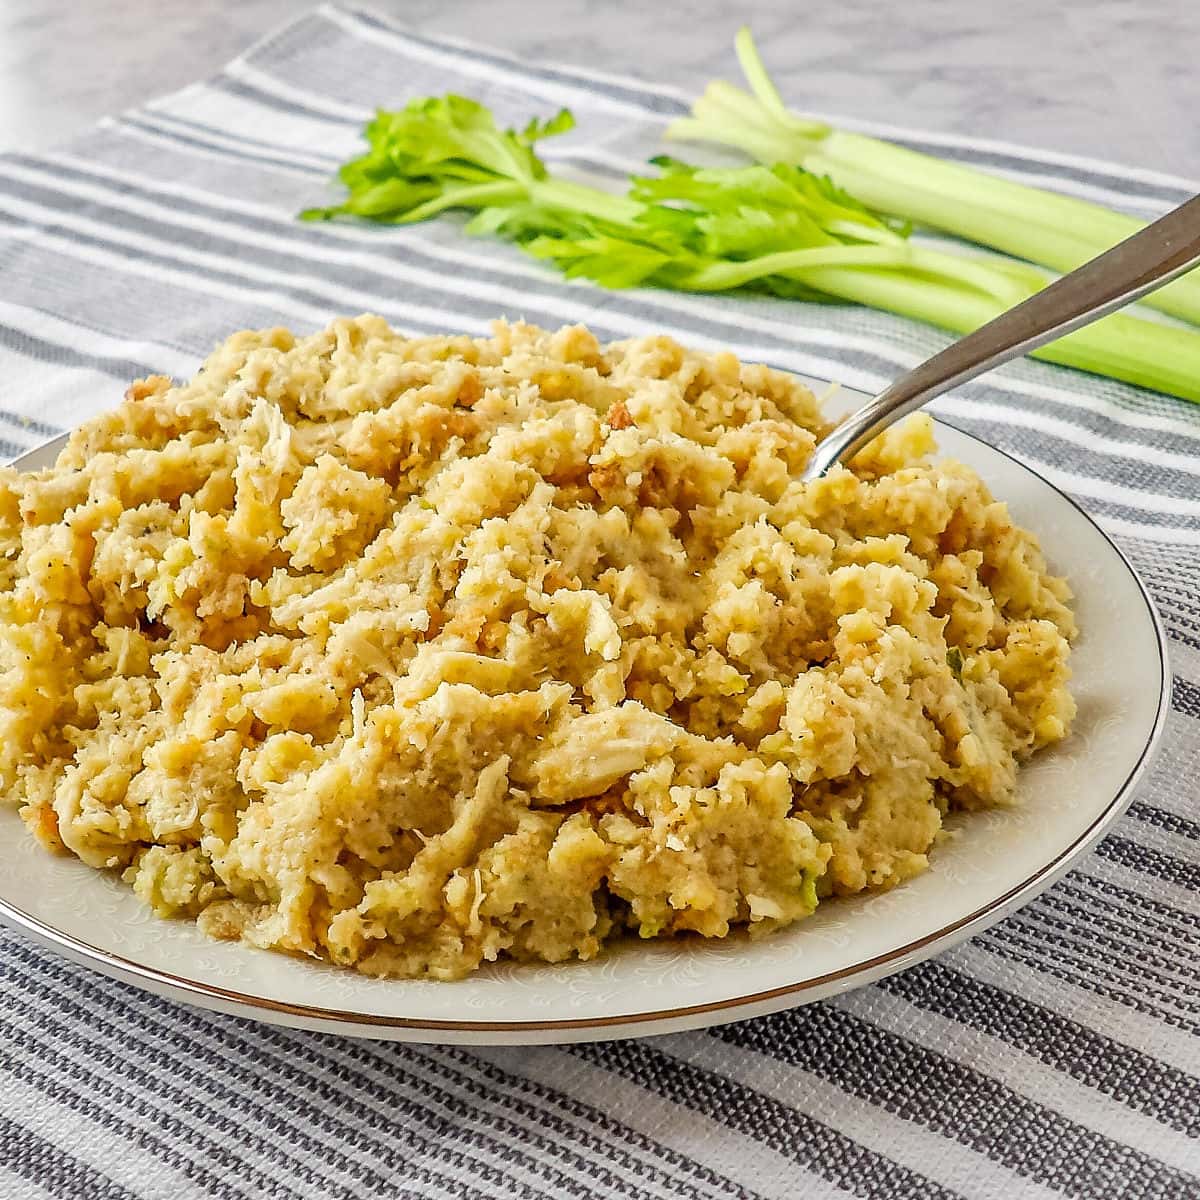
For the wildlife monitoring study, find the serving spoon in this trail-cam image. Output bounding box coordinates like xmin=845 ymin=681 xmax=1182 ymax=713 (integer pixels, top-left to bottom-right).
xmin=802 ymin=192 xmax=1200 ymax=481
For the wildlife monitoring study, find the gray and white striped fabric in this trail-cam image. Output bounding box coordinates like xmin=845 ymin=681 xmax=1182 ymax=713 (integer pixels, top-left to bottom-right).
xmin=1 ymin=6 xmax=1198 ymax=1197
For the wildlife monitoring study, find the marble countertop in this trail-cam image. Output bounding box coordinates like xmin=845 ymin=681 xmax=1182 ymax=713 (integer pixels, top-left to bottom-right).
xmin=1 ymin=0 xmax=1197 ymax=176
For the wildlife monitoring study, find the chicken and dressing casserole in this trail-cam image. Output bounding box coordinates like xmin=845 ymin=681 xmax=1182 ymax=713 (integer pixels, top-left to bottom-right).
xmin=0 ymin=317 xmax=1074 ymax=979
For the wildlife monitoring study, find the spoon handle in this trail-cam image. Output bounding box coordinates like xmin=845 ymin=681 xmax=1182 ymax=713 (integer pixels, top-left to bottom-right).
xmin=802 ymin=192 xmax=1200 ymax=481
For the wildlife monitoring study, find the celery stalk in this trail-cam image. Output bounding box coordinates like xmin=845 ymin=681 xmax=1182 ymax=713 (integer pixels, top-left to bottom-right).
xmin=668 ymin=29 xmax=1200 ymax=327
xmin=791 ymin=266 xmax=1200 ymax=401
xmin=673 ymin=242 xmax=1200 ymax=402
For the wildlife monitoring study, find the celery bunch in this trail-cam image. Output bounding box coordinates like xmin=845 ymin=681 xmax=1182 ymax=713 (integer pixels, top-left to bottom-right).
xmin=302 ymin=93 xmax=1200 ymax=403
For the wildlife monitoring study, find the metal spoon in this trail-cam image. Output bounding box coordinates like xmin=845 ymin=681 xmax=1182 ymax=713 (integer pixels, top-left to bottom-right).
xmin=802 ymin=192 xmax=1200 ymax=481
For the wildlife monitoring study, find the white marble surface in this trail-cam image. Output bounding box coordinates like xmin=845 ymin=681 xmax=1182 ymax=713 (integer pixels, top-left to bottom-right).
xmin=0 ymin=0 xmax=1197 ymax=175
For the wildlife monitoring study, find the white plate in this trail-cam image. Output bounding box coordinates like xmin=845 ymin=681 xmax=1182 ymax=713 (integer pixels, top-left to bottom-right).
xmin=0 ymin=386 xmax=1170 ymax=1045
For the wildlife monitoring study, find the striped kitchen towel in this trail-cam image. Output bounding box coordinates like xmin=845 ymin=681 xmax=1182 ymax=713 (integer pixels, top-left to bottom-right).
xmin=1 ymin=5 xmax=1198 ymax=1198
